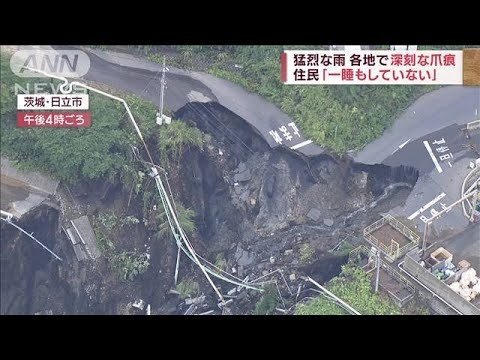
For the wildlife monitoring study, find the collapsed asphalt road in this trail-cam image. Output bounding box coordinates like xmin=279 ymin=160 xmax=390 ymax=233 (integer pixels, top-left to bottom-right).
xmin=72 ymin=47 xmax=325 ymax=156
xmin=39 ymin=45 xmax=480 ymax=162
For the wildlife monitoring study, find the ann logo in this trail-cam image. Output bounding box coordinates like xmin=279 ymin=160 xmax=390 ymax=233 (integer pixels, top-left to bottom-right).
xmin=10 ymin=49 xmax=90 ymax=78
xmin=20 ymin=54 xmax=79 ymax=74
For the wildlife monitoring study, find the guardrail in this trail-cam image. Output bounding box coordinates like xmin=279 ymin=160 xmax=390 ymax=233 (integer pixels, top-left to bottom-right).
xmin=363 ymin=215 xmax=420 ymax=261
xmin=382 ymin=261 xmax=415 ymax=295
xmin=364 ymin=233 xmax=398 ymax=261
xmin=466 ymin=119 xmax=480 ymax=131
xmin=349 ymin=245 xmax=415 ymax=306
xmin=348 ymin=245 xmax=377 ymax=271
xmin=378 ymin=263 xmax=415 ymax=307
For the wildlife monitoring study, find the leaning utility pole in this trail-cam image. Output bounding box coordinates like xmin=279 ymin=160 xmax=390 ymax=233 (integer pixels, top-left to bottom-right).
xmin=375 ymin=249 xmax=381 ymax=293
xmin=422 ymin=188 xmax=479 ymax=251
xmin=156 ymin=56 xmax=171 ymax=125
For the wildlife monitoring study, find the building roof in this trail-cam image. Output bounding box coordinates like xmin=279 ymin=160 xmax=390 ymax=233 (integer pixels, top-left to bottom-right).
xmin=71 ymin=216 xmax=101 ymax=260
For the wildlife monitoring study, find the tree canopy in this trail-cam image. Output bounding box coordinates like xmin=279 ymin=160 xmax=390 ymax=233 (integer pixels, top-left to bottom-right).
xmin=0 ymin=53 xmax=205 ymax=185
xmin=295 ymin=265 xmax=400 ymax=315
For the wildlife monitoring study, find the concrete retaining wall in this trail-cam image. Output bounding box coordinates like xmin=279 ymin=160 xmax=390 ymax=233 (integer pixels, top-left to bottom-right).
xmin=404 ymin=254 xmax=480 ymax=315
xmin=1 ymin=157 xmax=59 ymax=196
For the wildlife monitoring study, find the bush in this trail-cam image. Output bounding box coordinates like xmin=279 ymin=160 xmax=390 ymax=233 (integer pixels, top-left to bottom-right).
xmin=156 ymin=201 xmax=196 ymax=240
xmin=299 ymin=243 xmax=315 ymax=264
xmin=110 ymin=251 xmax=149 ymax=281
xmin=94 ymin=226 xmax=114 ymax=253
xmin=214 ymin=253 xmax=227 ymax=271
xmin=253 ymin=285 xmax=279 ymax=315
xmin=93 ymin=215 xmax=148 ymax=280
xmin=98 ymin=213 xmax=119 ymax=231
xmin=158 ymin=120 xmax=205 ymax=167
xmin=176 ymin=278 xmax=199 ymax=299
xmin=295 ymin=265 xmax=400 ymax=315
xmin=119 ymin=215 xmax=140 ymax=227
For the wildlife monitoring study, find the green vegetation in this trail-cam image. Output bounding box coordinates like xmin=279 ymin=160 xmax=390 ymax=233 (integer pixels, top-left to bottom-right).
xmin=330 ymin=241 xmax=356 ymax=256
xmin=2 ymin=94 xmax=130 ymax=183
xmin=176 ymin=278 xmax=200 ymax=299
xmin=1 ymin=53 xmax=205 ymax=186
xmin=97 ymin=212 xmax=140 ymax=231
xmin=94 ymin=225 xmax=115 ymax=253
xmin=299 ymin=243 xmax=315 ymax=264
xmin=93 ymin=214 xmax=149 ymax=281
xmin=124 ymin=94 xmax=158 ymax=139
xmin=97 ymin=213 xmax=119 ymax=231
xmin=1 ymin=53 xmax=135 ymax=185
xmin=147 ymin=53 xmax=166 ymax=66
xmin=169 ymin=46 xmax=439 ymax=154
xmin=110 ymin=251 xmax=149 ymax=281
xmin=158 ymin=120 xmax=205 ymax=167
xmin=295 ymin=265 xmax=400 ymax=315
xmin=214 ymin=253 xmax=227 ymax=271
xmin=120 ymin=215 xmax=140 ymax=226
xmin=253 ymin=284 xmax=279 ymax=315
xmin=156 ymin=201 xmax=196 ymax=240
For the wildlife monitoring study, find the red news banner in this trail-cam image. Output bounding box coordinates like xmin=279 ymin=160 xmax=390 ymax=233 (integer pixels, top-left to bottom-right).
xmin=17 ymin=112 xmax=91 ymax=128
xmin=281 ymin=50 xmax=464 ymax=85
xmin=16 ymin=94 xmax=91 ymax=128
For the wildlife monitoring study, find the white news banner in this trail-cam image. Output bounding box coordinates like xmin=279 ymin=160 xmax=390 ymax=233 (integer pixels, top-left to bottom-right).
xmin=17 ymin=94 xmax=89 ymax=110
xmin=282 ymin=50 xmax=463 ymax=85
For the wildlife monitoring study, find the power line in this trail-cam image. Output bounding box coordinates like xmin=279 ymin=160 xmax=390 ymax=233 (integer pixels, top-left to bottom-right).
xmin=22 ymin=66 xmax=264 ymax=301
xmin=1 ymin=216 xmax=63 ymax=262
xmin=166 ymin=84 xmax=246 ymax=151
xmin=193 ymin=100 xmax=256 ymax=154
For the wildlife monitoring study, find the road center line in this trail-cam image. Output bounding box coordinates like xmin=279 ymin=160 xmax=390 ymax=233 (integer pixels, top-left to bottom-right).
xmin=408 ymin=192 xmax=446 ymax=220
xmin=423 ymin=141 xmax=443 ymax=173
xmin=290 ymin=140 xmax=313 ymax=150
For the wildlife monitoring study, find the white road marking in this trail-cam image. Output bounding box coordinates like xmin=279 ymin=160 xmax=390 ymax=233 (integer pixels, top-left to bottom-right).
xmin=448 ymin=161 xmax=452 ymax=168
xmin=423 ymin=141 xmax=443 ymax=173
xmin=392 ymin=138 xmax=412 ymax=154
xmin=408 ymin=192 xmax=446 ymax=220
xmin=476 ymin=108 xmax=478 ymax=116
xmin=290 ymin=140 xmax=313 ymax=150
xmin=399 ymin=139 xmax=411 ymax=149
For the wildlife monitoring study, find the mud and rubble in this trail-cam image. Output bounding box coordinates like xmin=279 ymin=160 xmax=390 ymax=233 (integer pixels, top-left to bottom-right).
xmin=1 ymin=101 xmax=419 ymax=315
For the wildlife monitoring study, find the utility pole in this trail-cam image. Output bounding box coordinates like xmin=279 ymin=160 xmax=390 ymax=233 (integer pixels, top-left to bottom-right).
xmin=422 ymin=188 xmax=478 ymax=251
xmin=375 ymin=248 xmax=381 ymax=293
xmin=156 ymin=56 xmax=171 ymax=125
xmin=422 ymin=221 xmax=431 ymax=252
